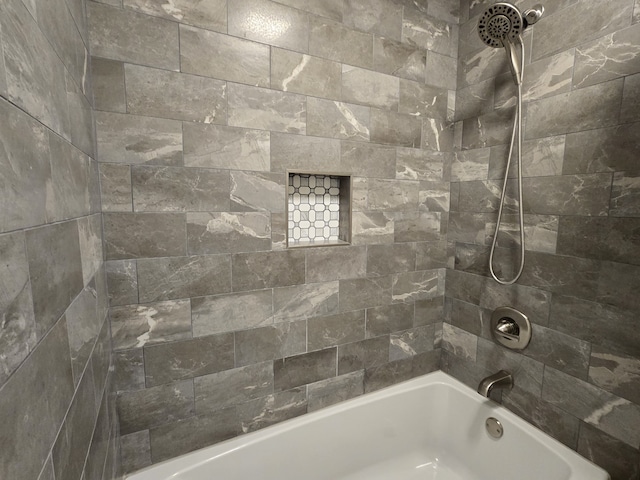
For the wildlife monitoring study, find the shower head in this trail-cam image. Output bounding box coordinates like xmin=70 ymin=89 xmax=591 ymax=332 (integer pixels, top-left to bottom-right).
xmin=477 ymin=2 xmax=524 ymax=49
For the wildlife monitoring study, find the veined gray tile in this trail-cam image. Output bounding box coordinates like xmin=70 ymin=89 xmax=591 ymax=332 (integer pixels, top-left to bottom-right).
xmin=339 ymin=276 xmax=392 ymax=312
xmin=341 ymin=64 xmax=399 ymax=111
xmin=543 ymin=367 xmax=640 ymax=448
xmin=110 ymin=300 xmax=191 ymax=351
xmin=0 ymin=99 xmax=51 ymax=233
xmin=635 ymin=0 xmax=640 ymax=23
xmin=231 ymin=171 xmax=285 ymax=213
xmin=307 ymin=97 xmax=370 ymax=141
xmin=366 ymin=178 xmax=419 ymax=211
xmin=306 ymin=246 xmax=367 ymax=283
xmin=307 ymin=371 xmax=365 ymax=412
xmin=270 ymin=132 xmax=341 ymax=172
xmin=489 ymin=135 xmax=565 ymax=179
xmin=577 ymin=424 xmax=640 ymax=480
xmin=485 ymin=213 xmax=559 ymax=254
xmin=452 ymin=148 xmax=490 ymax=182
xmin=399 ymin=79 xmax=448 ymax=120
xmin=367 ymin=243 xmax=416 ymax=277
xmin=531 ymin=0 xmax=633 ymax=61
xmin=88 ymin=2 xmax=179 ymax=71
xmin=338 ymin=336 xmax=389 ymax=375
xmin=228 ymin=83 xmax=305 ymax=134
xmin=373 ymin=36 xmax=426 ymax=83
xmin=371 ymin=109 xmax=421 ymax=147
xmin=351 ymin=211 xmax=394 ymax=245
xmin=563 ymin=123 xmax=640 ymax=174
xmin=422 ymin=117 xmax=454 ymax=152
xmin=65 ymin=284 xmax=100 ymax=384
xmin=232 ymin=250 xmax=305 ymax=291
xmin=392 ymin=269 xmax=443 ymax=303
xmin=195 ymin=362 xmax=273 ymax=414
xmin=126 ymin=64 xmax=226 ymax=124
xmin=390 ymin=324 xmax=435 ymax=361
xmin=403 ymin=8 xmax=457 ymax=57
xmin=120 ymin=431 xmax=151 ymax=475
xmin=103 ymin=212 xmax=187 ymax=260
xmin=447 ymin=297 xmax=488 ymax=339
xmin=341 ymin=141 xmax=396 ymax=179
xmin=117 ymin=380 xmax=194 ymax=434
xmin=461 ymin=108 xmax=514 ymax=149
xmin=273 ymin=0 xmax=342 ymax=20
xmin=132 ymin=166 xmax=230 ymax=212
xmin=180 ymin=25 xmax=270 ymax=88
xmin=448 ymin=211 xmax=490 ymax=245
xmin=124 ymin=0 xmax=226 ymax=32
xmin=457 ymin=45 xmax=507 ymax=90
xmin=557 ymin=216 xmax=640 ymax=265
xmin=425 ymin=0 xmax=459 ymax=24
xmin=445 ymin=268 xmax=483 ymax=305
xmin=478 ymin=279 xmax=552 ymax=327
xmin=273 ymin=281 xmax=339 ymax=322
xmin=0 ymin=232 xmax=36 ymax=385
xmin=597 ymin=261 xmax=640 ymax=313
xmin=426 ymin=50 xmax=457 ymax=90
xmin=343 ymin=0 xmax=402 ymax=40
xmin=352 ymin=177 xmax=369 ymax=211
xmin=308 ymin=310 xmax=366 ymax=351
xmin=364 ymin=350 xmax=439 ymax=392
xmin=394 ymin=211 xmax=442 ymax=242
xmin=442 ymin=323 xmax=477 ymax=361
xmin=238 ymin=388 xmax=307 ymax=434
xmin=525 ymin=79 xmax=623 ymax=140
xmin=396 ymin=148 xmax=446 ymax=182
xmin=235 ymin=320 xmax=306 ymax=367
xmin=610 ymin=172 xmax=640 ymax=217
xmin=271 ymin=213 xmax=287 ymax=250
xmin=0 ymin=32 xmax=6 ymax=98
xmin=100 ymin=163 xmax=132 ymax=212
xmin=65 ymin=70 xmax=95 ymax=157
xmin=183 ymin=123 xmax=269 ymax=172
xmin=309 ymin=16 xmax=373 ymax=69
xmin=106 ymin=259 xmax=138 ymax=307
xmin=589 ymin=346 xmax=640 ymax=405
xmin=454 ymin=79 xmax=494 ymax=121
xmin=414 ymin=240 xmax=450 ymax=270
xmin=114 ymin=349 xmax=145 ymax=392
xmin=26 ymin=221 xmax=83 ymax=336
xmin=137 ymin=255 xmax=231 ymax=303
xmin=365 ymin=302 xmax=414 ymax=337
xmin=1 ymin=0 xmax=70 ymax=139
xmin=271 ymin=48 xmax=341 ymax=99
xmin=621 ymin=72 xmax=640 ymax=124
xmin=144 ymin=333 xmax=234 ymax=387
xmin=274 ymin=348 xmax=337 ymax=391
xmin=191 ymin=289 xmax=273 ymax=337
xmin=187 ymin=212 xmax=271 ymax=255
xmin=95 ymin=111 xmax=183 ymax=166
xmin=525 ymin=324 xmax=590 ymax=379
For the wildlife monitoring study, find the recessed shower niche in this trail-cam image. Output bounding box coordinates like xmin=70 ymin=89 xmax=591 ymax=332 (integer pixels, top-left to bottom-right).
xmin=287 ymin=172 xmax=352 ymax=247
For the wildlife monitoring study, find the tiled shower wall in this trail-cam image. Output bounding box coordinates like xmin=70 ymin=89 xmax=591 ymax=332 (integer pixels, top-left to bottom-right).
xmin=0 ymin=0 xmax=117 ymax=479
xmin=89 ymin=0 xmax=459 ymax=471
xmin=444 ymin=0 xmax=640 ymax=477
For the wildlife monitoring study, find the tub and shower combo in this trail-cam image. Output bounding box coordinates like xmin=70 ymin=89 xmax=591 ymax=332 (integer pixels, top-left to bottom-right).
xmin=126 ymin=3 xmax=610 ymax=479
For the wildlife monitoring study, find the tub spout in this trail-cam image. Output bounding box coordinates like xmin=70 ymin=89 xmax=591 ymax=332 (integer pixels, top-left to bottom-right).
xmin=477 ymin=370 xmax=513 ymax=398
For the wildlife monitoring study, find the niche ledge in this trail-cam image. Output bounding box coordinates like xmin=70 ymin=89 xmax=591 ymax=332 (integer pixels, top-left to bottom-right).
xmin=287 ymin=172 xmax=352 ymax=248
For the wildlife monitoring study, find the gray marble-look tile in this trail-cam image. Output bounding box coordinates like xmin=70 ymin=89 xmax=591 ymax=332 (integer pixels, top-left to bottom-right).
xmin=117 ymin=380 xmax=194 ymax=435
xmin=124 ymin=0 xmax=227 ymax=32
xmin=635 ymin=0 xmax=640 ymax=24
xmin=447 ymin=297 xmax=488 ymax=339
xmin=77 ymin=215 xmax=103 ymax=289
xmin=0 ymin=232 xmax=36 ymax=385
xmin=183 ymin=123 xmax=269 ymax=172
xmin=589 ymin=346 xmax=640 ymax=405
xmin=103 ymin=212 xmax=186 ymax=260
xmin=610 ymin=172 xmax=640 ymax=217
xmin=364 ymin=350 xmax=439 ymax=392
xmin=351 ymin=211 xmax=395 ymax=245
xmin=180 ymin=25 xmax=270 ymax=88
xmin=339 ymin=276 xmax=392 ymax=312
xmin=366 ymin=302 xmax=414 ymax=338
xmin=26 ymin=221 xmax=83 ymax=337
xmin=598 ymin=261 xmax=640 ymax=318
xmin=274 ymin=348 xmax=337 ymax=391
xmin=342 ymin=64 xmax=399 ymax=110
xmin=342 ymin=141 xmax=396 ymax=178
xmin=271 ymin=212 xmax=287 ymax=251
xmin=452 ymin=148 xmax=490 ymax=182
xmin=370 ymin=109 xmax=421 ymax=147
xmin=132 ymin=166 xmax=230 ymax=212
xmin=338 ymin=336 xmax=389 ymax=375
xmin=373 ymin=36 xmax=426 ymax=83
xmin=228 ymin=83 xmax=305 ymax=134
xmin=65 ymin=283 xmax=100 ymax=384
xmin=396 ymin=148 xmax=446 ymax=182
xmin=457 ymin=44 xmax=507 ymax=90
xmin=525 ymin=79 xmax=623 ymax=140
xmin=399 ymin=79 xmax=448 ymax=120
xmin=455 ymin=79 xmax=494 ymax=121
xmin=390 ymin=324 xmax=435 ymax=361
xmin=37 ymin=455 xmax=54 ymax=480
xmin=309 ymin=16 xmax=373 ymax=69
xmin=270 ymin=132 xmax=341 ymax=172
xmin=271 ymin=48 xmax=341 ymax=99
xmin=543 ymin=367 xmax=640 ymax=448
xmin=65 ymin=73 xmax=95 ymax=159
xmin=306 ymin=246 xmax=367 ymax=283
xmin=525 ymin=324 xmax=591 ymax=379
xmin=366 ymin=178 xmax=419 ymax=211
xmin=232 ymin=250 xmax=305 ymax=291
xmin=445 ymin=268 xmax=483 ymax=305
xmin=426 ymin=50 xmax=457 ymax=90
xmin=238 ymin=388 xmax=307 ymax=434
xmin=88 ymin=1 xmax=179 ymax=71
xmin=228 ymin=0 xmax=309 ymax=53
xmin=144 ymin=333 xmax=234 ymax=387
xmin=137 ymin=254 xmax=231 ymax=303
xmin=187 ymin=212 xmax=271 ymax=255
xmin=307 ymin=371 xmax=365 ymax=412
xmin=273 ymin=281 xmax=339 ymax=322
xmin=307 ymin=97 xmax=370 ymax=141
xmin=235 ymin=320 xmax=306 ymax=367
xmin=308 ymin=310 xmax=365 ymax=351
xmin=231 ymin=171 xmax=285 ymax=213
xmin=489 ymin=135 xmax=565 ymax=180
xmin=402 ymin=8 xmax=456 ymax=57
xmin=414 ymin=240 xmax=450 ymax=270
xmin=442 ymin=322 xmax=477 ymax=361
xmin=422 ymin=117 xmax=454 ymax=152
xmin=119 ymin=431 xmax=152 ymax=475
xmin=394 ymin=211 xmax=443 ymax=243
xmin=95 ymin=111 xmax=183 ymax=166
xmin=485 ymin=213 xmax=559 ymax=254
xmin=367 ymin=243 xmax=416 ymax=277
xmin=106 ymin=259 xmax=138 ymax=307
xmin=392 ymin=269 xmax=443 ymax=303
xmin=191 ymin=289 xmax=273 ymax=337
xmin=110 ymin=299 xmax=191 ymax=351
xmin=621 ymin=72 xmax=640 ymax=124
xmin=577 ymin=424 xmax=640 ymax=480
xmin=344 ymin=0 xmax=402 ymax=40
xmin=149 ymin=407 xmax=239 ymax=463
xmin=194 ymin=362 xmax=273 ymax=414
xmin=461 ymin=108 xmax=514 ymax=150
xmin=100 ymin=163 xmax=132 ymax=212
xmin=478 ymin=279 xmax=551 ymax=327
xmin=114 ymin=349 xmax=145 ymax=392
xmin=126 ymin=64 xmax=226 ymax=124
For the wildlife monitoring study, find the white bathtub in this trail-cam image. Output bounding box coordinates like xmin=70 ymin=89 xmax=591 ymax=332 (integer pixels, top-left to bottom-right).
xmin=126 ymin=371 xmax=609 ymax=480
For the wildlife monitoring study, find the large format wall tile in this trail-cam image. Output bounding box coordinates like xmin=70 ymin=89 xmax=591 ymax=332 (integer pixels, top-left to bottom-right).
xmin=309 ymin=17 xmax=373 ymax=69
xmin=271 ymin=48 xmax=342 ymax=99
xmin=123 ymin=0 xmax=227 ymax=32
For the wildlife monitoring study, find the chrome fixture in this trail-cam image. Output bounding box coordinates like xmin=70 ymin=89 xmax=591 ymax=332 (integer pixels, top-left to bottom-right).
xmin=491 ymin=306 xmax=532 ymax=350
xmin=477 ymin=3 xmax=544 ymax=285
xmin=478 ymin=370 xmax=514 ymax=398
xmin=485 ymin=417 xmax=504 ymax=438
